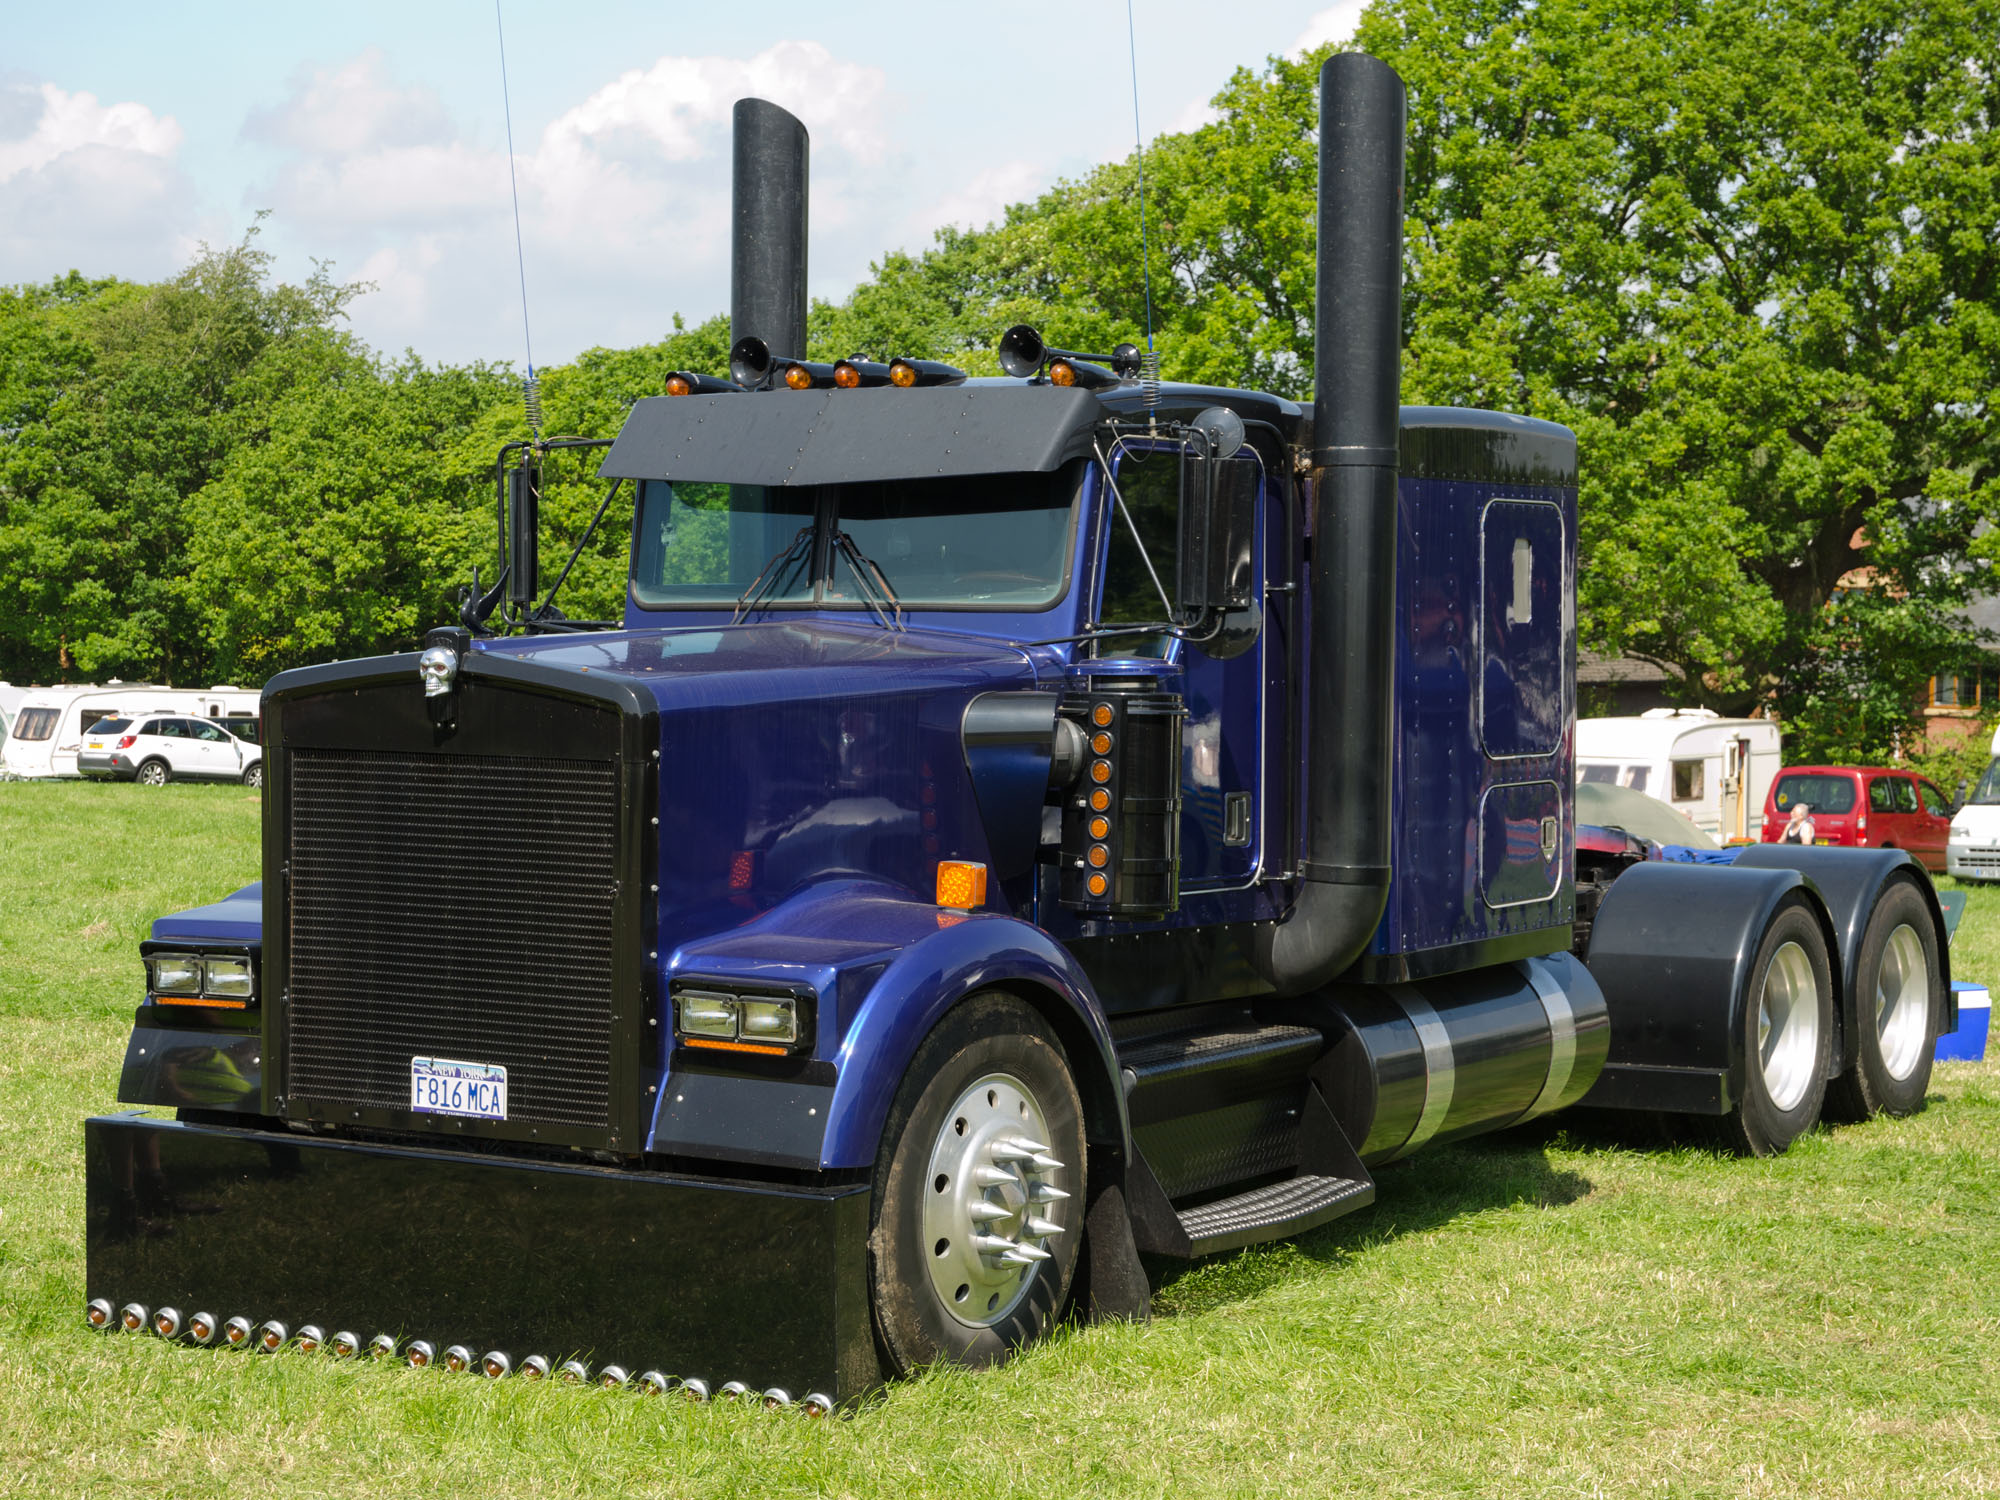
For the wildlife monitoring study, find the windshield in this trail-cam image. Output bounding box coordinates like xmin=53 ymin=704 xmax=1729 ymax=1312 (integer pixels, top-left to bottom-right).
xmin=1968 ymin=758 xmax=2000 ymax=806
xmin=1773 ymin=772 xmax=1857 ymax=816
xmin=631 ymin=463 xmax=1081 ymax=612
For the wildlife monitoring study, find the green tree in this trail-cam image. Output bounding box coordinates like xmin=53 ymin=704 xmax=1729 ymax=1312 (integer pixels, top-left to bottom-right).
xmin=808 ymin=0 xmax=2000 ymax=756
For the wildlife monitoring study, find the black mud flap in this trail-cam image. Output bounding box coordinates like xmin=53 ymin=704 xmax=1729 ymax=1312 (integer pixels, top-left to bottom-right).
xmin=85 ymin=1114 xmax=879 ymax=1404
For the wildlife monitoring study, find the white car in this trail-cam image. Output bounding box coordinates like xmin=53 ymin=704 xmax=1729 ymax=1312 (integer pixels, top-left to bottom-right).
xmin=77 ymin=715 xmax=263 ymax=787
xmin=1949 ymin=725 xmax=2000 ymax=881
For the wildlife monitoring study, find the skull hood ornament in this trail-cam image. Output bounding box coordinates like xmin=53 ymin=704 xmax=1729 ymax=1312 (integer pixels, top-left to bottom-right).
xmin=418 ymin=627 xmax=472 ymax=727
xmin=418 ymin=646 xmax=457 ymax=698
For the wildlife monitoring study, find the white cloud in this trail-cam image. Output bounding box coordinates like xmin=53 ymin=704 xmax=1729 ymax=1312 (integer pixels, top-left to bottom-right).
xmin=914 ymin=161 xmax=1048 ymax=237
xmin=1292 ymin=2 xmax=1367 ymax=55
xmin=241 ymin=42 xmax=919 ymax=364
xmin=0 ymin=80 xmax=201 ymax=283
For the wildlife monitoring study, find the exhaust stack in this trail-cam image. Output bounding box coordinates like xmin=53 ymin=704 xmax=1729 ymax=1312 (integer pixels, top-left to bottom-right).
xmin=1254 ymin=52 xmax=1406 ymax=995
xmin=730 ymin=99 xmax=810 ymax=362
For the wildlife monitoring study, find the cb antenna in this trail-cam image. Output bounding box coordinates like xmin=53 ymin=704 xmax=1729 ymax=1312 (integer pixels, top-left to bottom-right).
xmin=1126 ymin=0 xmax=1161 ymax=413
xmin=495 ymin=0 xmax=540 ymax=436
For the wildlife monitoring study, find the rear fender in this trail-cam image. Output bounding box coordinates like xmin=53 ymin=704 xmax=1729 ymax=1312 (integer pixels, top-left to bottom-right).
xmin=657 ymin=880 xmax=1124 ymax=1173
xmin=1732 ymin=845 xmax=1953 ymax=1068
xmin=1581 ymin=864 xmax=1837 ymax=1113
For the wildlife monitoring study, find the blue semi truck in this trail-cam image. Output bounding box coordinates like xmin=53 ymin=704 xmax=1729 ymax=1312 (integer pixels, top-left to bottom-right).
xmin=85 ymin=55 xmax=1951 ymax=1409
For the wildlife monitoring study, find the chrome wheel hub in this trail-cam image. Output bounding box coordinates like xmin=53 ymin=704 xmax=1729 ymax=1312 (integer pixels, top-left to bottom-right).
xmin=1757 ymin=940 xmax=1819 ymax=1113
xmin=923 ymin=1071 xmax=1069 ymax=1329
xmin=1874 ymin=924 xmax=1928 ymax=1081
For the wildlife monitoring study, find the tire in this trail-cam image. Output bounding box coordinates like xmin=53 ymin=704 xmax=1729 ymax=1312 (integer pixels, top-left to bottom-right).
xmin=1716 ymin=895 xmax=1834 ymax=1156
xmin=136 ymin=759 xmax=171 ymax=787
xmin=241 ymin=762 xmax=263 ymax=788
xmin=868 ymin=992 xmax=1085 ymax=1375
xmin=1823 ymin=879 xmax=1940 ymax=1122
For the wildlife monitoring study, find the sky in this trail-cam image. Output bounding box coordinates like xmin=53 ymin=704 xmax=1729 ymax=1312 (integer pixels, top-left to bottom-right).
xmin=5 ymin=2 xmax=1361 ymax=370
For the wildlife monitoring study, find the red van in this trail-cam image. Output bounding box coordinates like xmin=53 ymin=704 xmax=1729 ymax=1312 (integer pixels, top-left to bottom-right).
xmin=1761 ymin=765 xmax=1952 ymax=871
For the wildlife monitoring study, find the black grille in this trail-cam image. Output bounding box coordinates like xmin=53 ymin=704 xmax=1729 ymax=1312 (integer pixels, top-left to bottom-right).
xmin=285 ymin=748 xmax=622 ymax=1134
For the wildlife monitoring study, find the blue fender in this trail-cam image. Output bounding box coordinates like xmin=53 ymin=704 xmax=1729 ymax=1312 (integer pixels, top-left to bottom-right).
xmin=657 ymin=879 xmax=1125 ymax=1173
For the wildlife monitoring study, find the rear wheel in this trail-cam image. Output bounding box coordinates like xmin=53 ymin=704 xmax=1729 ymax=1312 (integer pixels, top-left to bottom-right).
xmin=1718 ymin=897 xmax=1833 ymax=1156
xmin=1824 ymin=880 xmax=1940 ymax=1122
xmin=868 ymin=993 xmax=1084 ymax=1374
xmin=137 ymin=759 xmax=170 ymax=787
xmin=241 ymin=762 xmax=263 ymax=788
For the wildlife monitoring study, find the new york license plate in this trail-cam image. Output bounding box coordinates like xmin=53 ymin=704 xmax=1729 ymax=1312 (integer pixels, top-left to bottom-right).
xmin=410 ymin=1056 xmax=508 ymax=1121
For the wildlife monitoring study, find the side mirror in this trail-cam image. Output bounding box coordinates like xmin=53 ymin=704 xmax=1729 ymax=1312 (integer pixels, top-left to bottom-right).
xmin=506 ymin=460 xmax=540 ymax=610
xmin=1177 ymin=450 xmax=1256 ymax=623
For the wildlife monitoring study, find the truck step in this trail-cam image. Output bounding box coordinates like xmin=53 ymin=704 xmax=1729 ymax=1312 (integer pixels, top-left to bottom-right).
xmin=1119 ymin=1022 xmax=1323 ymax=1120
xmin=1175 ymin=1174 xmax=1374 ymax=1258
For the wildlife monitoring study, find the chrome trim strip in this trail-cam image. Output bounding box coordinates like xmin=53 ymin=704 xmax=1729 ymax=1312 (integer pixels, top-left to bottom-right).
xmin=1519 ymin=958 xmax=1578 ymax=1119
xmin=1388 ymin=987 xmax=1455 ymax=1160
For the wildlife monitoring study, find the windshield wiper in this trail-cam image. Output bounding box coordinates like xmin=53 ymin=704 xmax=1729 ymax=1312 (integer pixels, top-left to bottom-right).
xmin=833 ymin=530 xmax=904 ymax=631
xmin=732 ymin=526 xmax=816 ymax=624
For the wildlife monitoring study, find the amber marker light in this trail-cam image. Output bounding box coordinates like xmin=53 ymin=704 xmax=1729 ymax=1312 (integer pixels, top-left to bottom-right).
xmin=684 ymin=1037 xmax=788 ymax=1057
xmin=1090 ymin=787 xmax=1111 ymax=812
xmin=1090 ymin=760 xmax=1112 ymax=784
xmin=1048 ymin=360 xmax=1077 ymax=387
xmin=665 ymin=374 xmax=693 ymax=396
xmin=784 ymin=364 xmax=814 ymax=390
xmin=1092 ymin=703 xmax=1114 ymax=727
xmin=935 ymin=860 xmax=988 ymax=910
xmin=833 ymin=362 xmax=862 ymax=388
xmin=1090 ymin=816 xmax=1110 ymax=840
xmin=1088 ymin=845 xmax=1110 ymax=868
xmin=1087 ymin=873 xmax=1109 ymax=897
xmin=1091 ymin=731 xmax=1112 ymax=754
xmin=889 ymin=360 xmax=918 ymax=387
xmin=159 ymin=995 xmax=250 ymax=1009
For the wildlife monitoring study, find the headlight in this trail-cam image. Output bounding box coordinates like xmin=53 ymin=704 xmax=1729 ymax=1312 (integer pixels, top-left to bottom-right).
xmin=202 ymin=957 xmax=254 ymax=999
xmin=739 ymin=998 xmax=799 ymax=1044
xmin=671 ymin=983 xmax=812 ymax=1054
xmin=148 ymin=952 xmax=202 ymax=995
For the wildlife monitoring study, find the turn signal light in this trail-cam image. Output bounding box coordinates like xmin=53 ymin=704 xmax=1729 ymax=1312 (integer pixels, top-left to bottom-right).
xmin=935 ymin=860 xmax=988 ymax=910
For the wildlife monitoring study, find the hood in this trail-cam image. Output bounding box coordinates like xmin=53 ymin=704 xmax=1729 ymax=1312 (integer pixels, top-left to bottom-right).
xmin=474 ymin=618 xmax=1043 ymax=711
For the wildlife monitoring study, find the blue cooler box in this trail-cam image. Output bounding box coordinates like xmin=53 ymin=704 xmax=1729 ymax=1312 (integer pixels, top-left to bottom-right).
xmin=1937 ymin=981 xmax=1990 ymax=1062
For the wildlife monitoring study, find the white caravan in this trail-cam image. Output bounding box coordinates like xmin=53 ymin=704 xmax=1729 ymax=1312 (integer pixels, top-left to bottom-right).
xmin=1576 ymin=708 xmax=1783 ymax=843
xmin=1947 ymin=724 xmax=2000 ymax=881
xmin=0 ymin=684 xmax=260 ymax=779
xmin=0 ymin=682 xmax=23 ymax=745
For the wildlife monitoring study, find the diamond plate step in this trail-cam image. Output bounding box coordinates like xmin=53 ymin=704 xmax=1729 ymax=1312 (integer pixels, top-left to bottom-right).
xmin=1175 ymin=1173 xmax=1374 ymax=1257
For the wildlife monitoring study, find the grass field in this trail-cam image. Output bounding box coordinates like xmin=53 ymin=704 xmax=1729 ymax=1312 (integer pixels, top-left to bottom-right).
xmin=2 ymin=782 xmax=1997 ymax=1498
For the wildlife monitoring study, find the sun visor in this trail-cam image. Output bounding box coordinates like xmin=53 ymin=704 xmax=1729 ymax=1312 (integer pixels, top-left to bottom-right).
xmin=598 ymin=385 xmax=1103 ymax=487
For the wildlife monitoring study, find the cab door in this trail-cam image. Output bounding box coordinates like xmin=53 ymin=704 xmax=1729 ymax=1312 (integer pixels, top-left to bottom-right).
xmin=1102 ymin=444 xmax=1267 ymax=889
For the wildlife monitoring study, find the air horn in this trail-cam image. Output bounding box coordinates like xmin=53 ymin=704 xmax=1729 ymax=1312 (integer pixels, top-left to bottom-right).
xmin=996 ymin=325 xmax=1142 ymax=389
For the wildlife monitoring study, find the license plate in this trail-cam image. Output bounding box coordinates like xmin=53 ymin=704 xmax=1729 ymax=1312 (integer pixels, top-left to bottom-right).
xmin=87 ymin=742 xmax=102 ymax=750
xmin=410 ymin=1057 xmax=507 ymax=1121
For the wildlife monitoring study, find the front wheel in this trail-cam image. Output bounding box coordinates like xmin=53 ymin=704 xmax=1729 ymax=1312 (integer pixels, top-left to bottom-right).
xmin=868 ymin=993 xmax=1085 ymax=1374
xmin=1718 ymin=896 xmax=1834 ymax=1156
xmin=241 ymin=762 xmax=263 ymax=788
xmin=1824 ymin=879 xmax=1940 ymax=1121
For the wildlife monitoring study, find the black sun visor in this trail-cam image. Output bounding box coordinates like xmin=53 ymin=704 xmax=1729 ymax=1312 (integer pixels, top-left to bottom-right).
xmin=597 ymin=384 xmax=1102 ymax=487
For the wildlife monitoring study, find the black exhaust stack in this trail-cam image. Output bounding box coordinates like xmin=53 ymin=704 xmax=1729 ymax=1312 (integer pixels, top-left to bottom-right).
xmin=1254 ymin=52 xmax=1405 ymax=995
xmin=730 ymin=99 xmax=810 ymax=363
